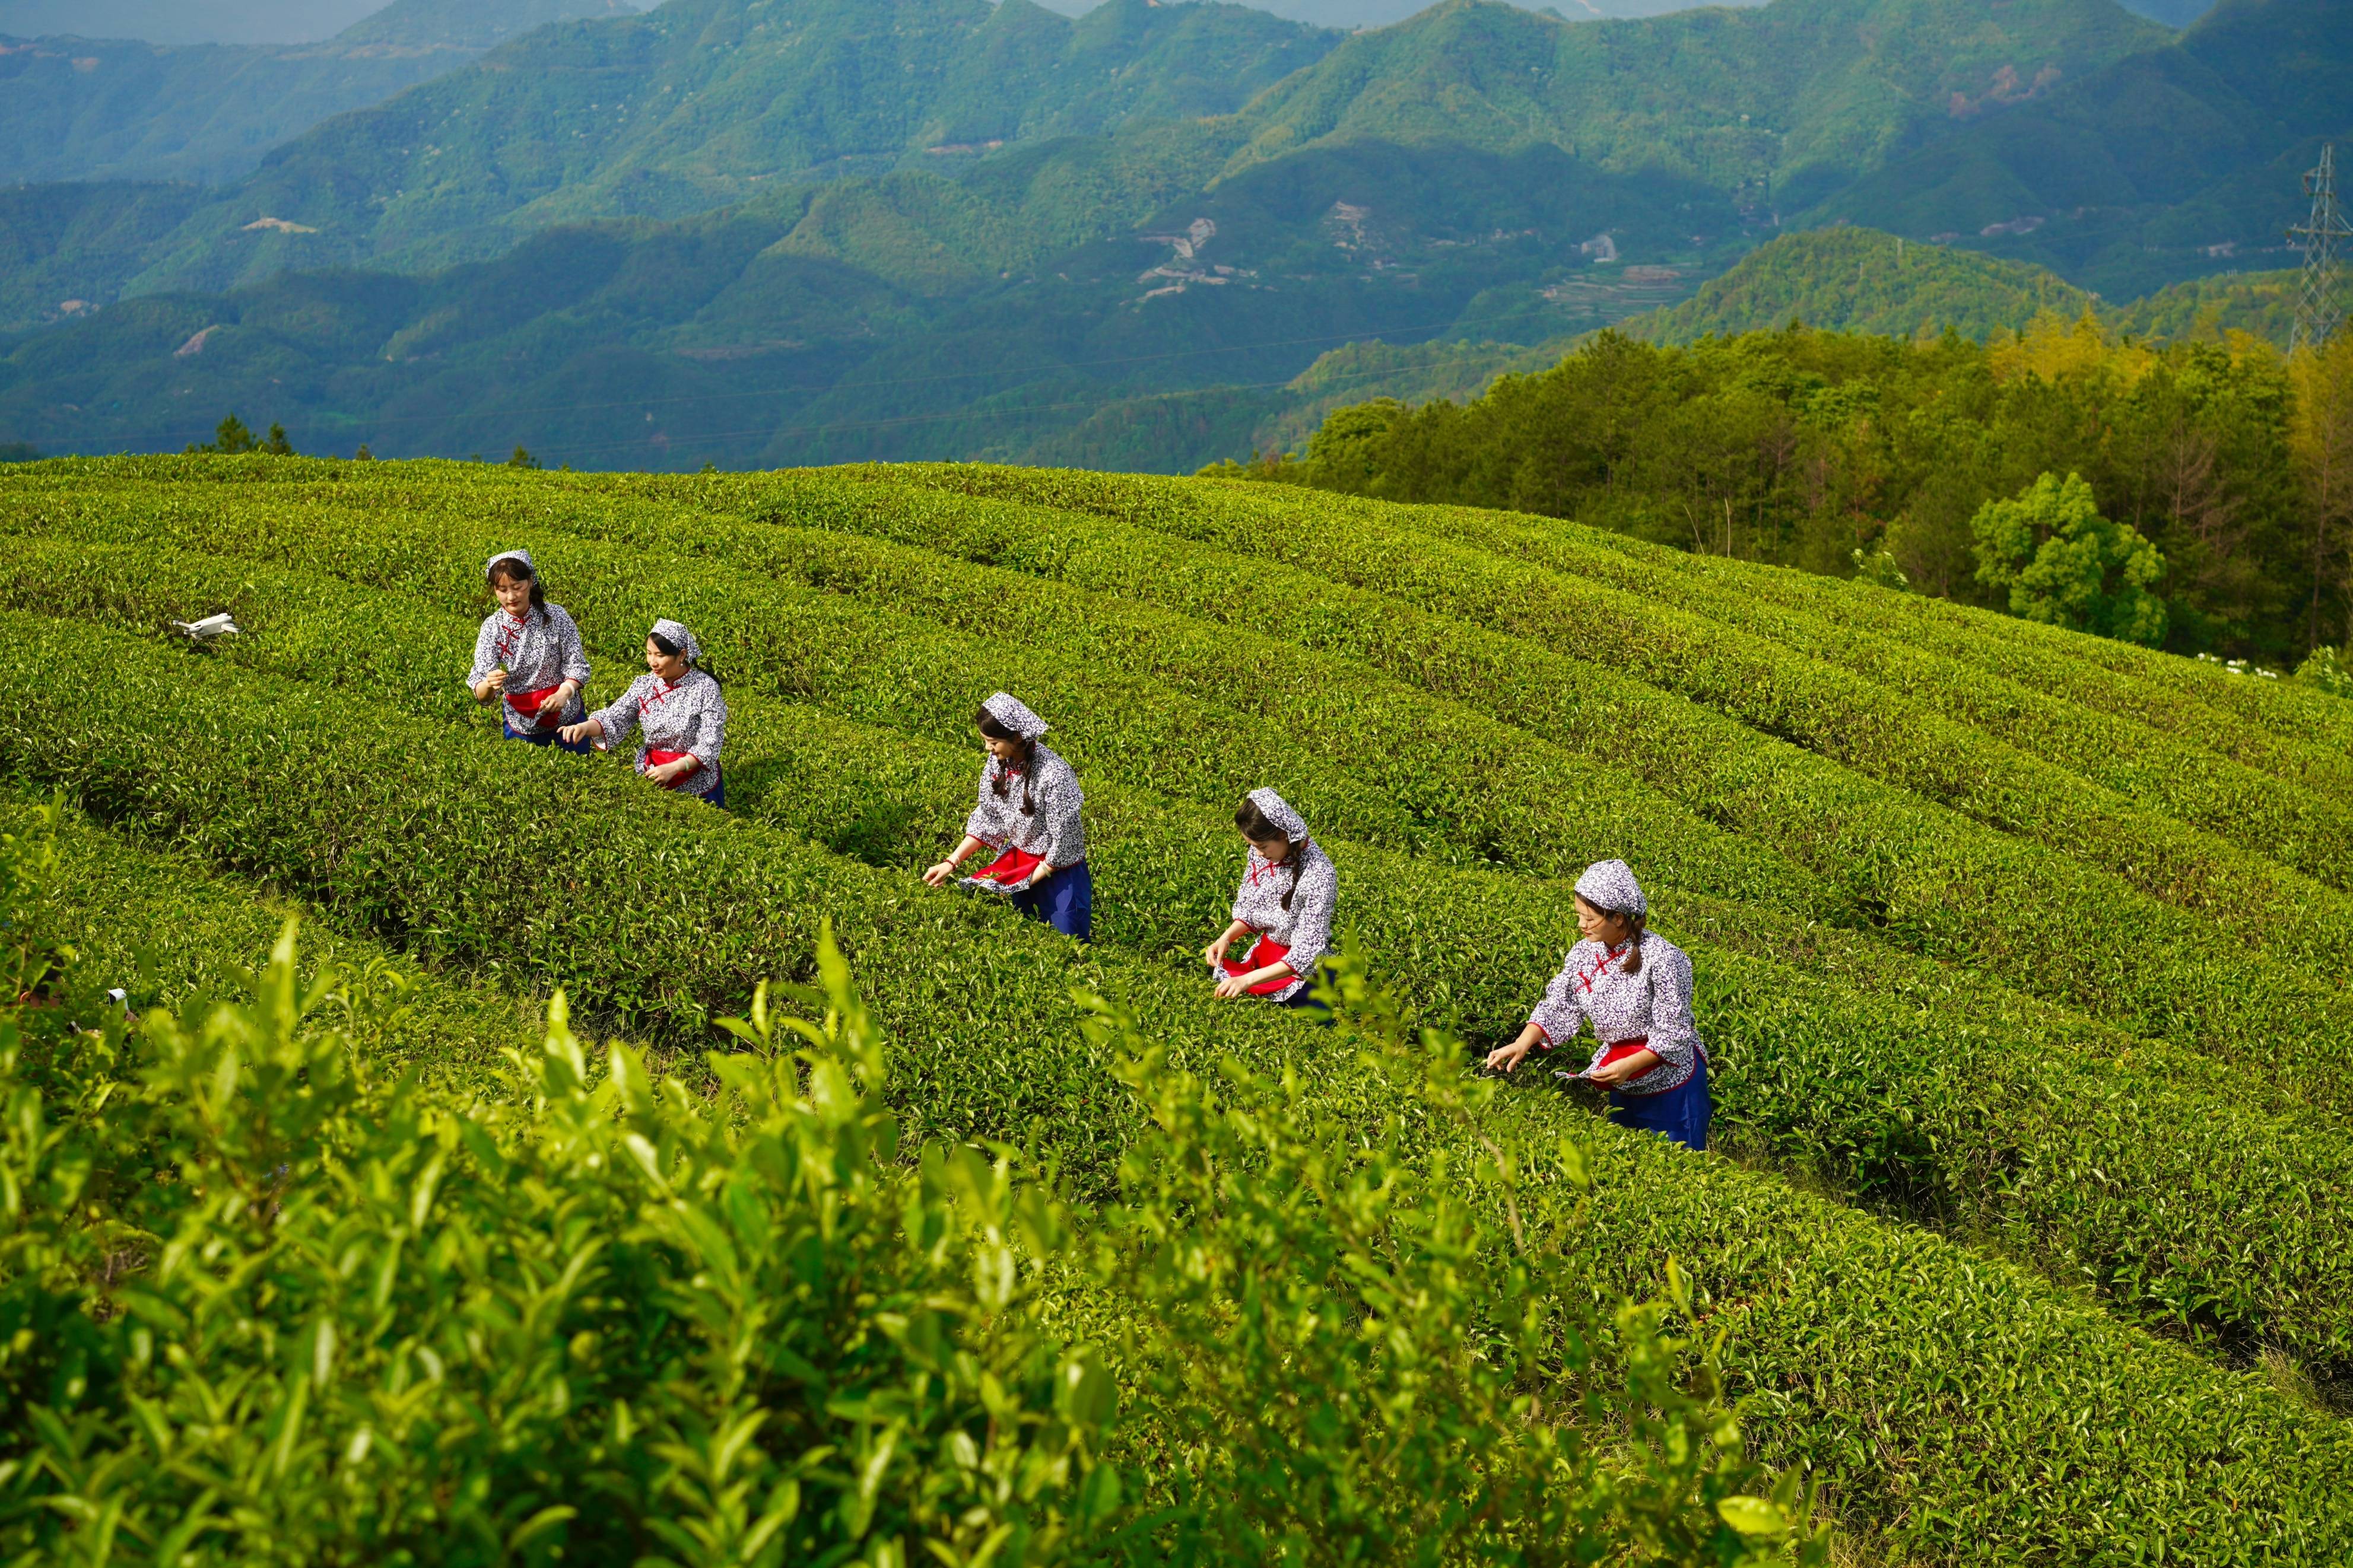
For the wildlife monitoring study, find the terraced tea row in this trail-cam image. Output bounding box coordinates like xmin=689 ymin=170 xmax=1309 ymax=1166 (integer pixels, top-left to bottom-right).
xmin=928 ymin=464 xmax=2353 ymax=796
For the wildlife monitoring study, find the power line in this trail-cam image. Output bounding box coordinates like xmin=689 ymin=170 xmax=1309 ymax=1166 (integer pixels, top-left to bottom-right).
xmin=2291 ymin=143 xmax=2350 ymax=354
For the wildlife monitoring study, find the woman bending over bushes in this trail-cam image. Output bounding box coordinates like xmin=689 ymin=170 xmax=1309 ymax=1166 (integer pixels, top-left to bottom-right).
xmin=924 ymin=692 xmax=1093 ymax=940
xmin=560 ymin=618 xmax=728 ymax=806
xmin=466 ymin=548 xmax=591 ymax=753
xmin=1486 ymin=860 xmax=1711 ymax=1151
xmin=1205 ymin=788 xmax=1340 ymax=1020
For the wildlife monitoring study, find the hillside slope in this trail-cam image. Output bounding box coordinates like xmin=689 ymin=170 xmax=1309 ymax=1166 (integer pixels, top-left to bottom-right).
xmin=8 ymin=453 xmax=2353 ymax=1562
xmin=1625 ymin=228 xmax=2098 ymax=342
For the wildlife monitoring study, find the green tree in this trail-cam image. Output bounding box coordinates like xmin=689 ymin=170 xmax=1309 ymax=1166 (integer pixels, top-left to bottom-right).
xmin=260 ymin=422 xmax=294 ymax=456
xmin=186 ymin=413 xmax=258 ymax=455
xmin=1971 ymin=471 xmax=2168 ymax=645
xmin=508 ymin=444 xmax=538 ymax=469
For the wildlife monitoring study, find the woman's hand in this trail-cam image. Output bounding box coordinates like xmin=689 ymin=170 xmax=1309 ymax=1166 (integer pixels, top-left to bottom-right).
xmin=648 ymin=755 xmax=699 ymax=787
xmin=537 ymin=682 xmax=577 ymax=724
xmin=1202 ymin=936 xmax=1231 ymax=969
xmin=1484 ymin=1039 xmax=1535 ymax=1074
xmin=484 ymin=667 xmax=509 ymax=697
xmin=1025 ymin=864 xmax=1055 ymax=890
xmin=557 ymin=717 xmax=602 ymax=746
xmin=925 ymin=836 xmax=987 ymax=889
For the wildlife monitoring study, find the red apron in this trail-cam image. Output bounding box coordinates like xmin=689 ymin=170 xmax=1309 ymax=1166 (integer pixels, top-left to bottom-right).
xmin=1220 ymin=934 xmax=1297 ymax=996
xmin=1586 ymin=1036 xmax=1653 ymax=1080
xmin=968 ymin=847 xmax=1045 ymax=887
xmin=505 ymin=683 xmax=563 ymax=729
xmin=643 ymin=748 xmax=695 ymax=788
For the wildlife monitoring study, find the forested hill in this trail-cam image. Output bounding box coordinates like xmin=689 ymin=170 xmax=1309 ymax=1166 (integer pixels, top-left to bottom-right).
xmin=1624 ymin=229 xmax=2097 ymax=344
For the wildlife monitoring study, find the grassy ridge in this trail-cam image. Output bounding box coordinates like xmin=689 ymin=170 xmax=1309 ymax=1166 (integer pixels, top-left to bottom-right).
xmin=27 ymin=533 xmax=2353 ymax=1380
xmin=9 ymin=603 xmax=2353 ymax=1561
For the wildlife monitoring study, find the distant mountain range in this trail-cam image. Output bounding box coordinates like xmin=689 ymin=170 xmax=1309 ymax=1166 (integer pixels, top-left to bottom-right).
xmin=0 ymin=0 xmax=650 ymax=185
xmin=1820 ymin=0 xmax=2345 ymax=295
xmin=0 ymin=0 xmax=2329 ymax=475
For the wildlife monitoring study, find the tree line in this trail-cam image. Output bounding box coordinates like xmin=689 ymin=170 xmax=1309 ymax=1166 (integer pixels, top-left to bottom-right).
xmin=1211 ymin=314 xmax=2353 ymax=667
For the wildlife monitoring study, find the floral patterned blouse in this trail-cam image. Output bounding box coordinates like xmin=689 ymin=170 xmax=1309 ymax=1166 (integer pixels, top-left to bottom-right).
xmin=467 ymin=605 xmax=591 ymax=729
xmin=585 ymin=669 xmax=728 ymax=797
xmin=1528 ymin=931 xmax=1704 ymax=1096
xmin=964 ymin=743 xmax=1086 ymax=867
xmin=1229 ymin=839 xmax=1339 ymax=1003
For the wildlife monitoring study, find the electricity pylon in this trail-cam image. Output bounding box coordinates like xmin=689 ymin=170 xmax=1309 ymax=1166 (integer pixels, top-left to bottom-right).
xmin=2291 ymin=144 xmax=2351 ymax=353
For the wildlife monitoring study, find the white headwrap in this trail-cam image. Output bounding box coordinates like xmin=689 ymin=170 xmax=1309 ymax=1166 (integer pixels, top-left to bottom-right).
xmin=1246 ymin=787 xmax=1309 ymax=842
xmin=982 ymin=692 xmax=1050 ymax=740
xmin=650 ymin=618 xmax=701 ymax=664
xmin=1574 ymin=858 xmax=1647 ymax=917
xmin=485 ymin=548 xmax=535 ymax=580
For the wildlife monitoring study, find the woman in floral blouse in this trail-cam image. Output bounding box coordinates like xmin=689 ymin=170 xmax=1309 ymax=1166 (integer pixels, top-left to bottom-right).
xmin=1204 ymin=788 xmax=1339 ymax=1019
xmin=1484 ymin=860 xmax=1711 ymax=1152
xmin=466 ymin=549 xmax=591 ymax=752
xmin=923 ymin=692 xmax=1091 ymax=940
xmin=558 ymin=618 xmax=728 ymax=807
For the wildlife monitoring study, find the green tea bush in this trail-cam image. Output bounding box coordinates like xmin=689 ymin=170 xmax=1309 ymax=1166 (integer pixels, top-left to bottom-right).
xmin=3 ymin=793 xmax=533 ymax=1089
xmin=0 ymin=805 xmax=1824 ymax=1567
xmin=1403 ymin=480 xmax=2353 ymax=791
xmin=859 ymin=463 xmax=2353 ymax=906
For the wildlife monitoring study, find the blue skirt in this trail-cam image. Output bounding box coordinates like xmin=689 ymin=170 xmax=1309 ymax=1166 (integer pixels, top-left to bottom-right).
xmin=1010 ymin=860 xmax=1093 ymax=942
xmin=1608 ymin=1057 xmax=1710 ymax=1152
xmin=694 ymin=769 xmax=725 ymax=809
xmin=504 ymin=717 xmax=592 ymax=755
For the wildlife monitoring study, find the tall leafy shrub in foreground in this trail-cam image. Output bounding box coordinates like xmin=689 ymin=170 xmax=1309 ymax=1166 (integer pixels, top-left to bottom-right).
xmin=0 ymin=808 xmax=1811 ymax=1565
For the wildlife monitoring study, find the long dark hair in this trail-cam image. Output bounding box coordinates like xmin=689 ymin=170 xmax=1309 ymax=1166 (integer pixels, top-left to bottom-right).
xmin=1234 ymin=797 xmax=1307 ymax=912
xmin=976 ymin=707 xmax=1037 ymax=815
xmin=488 ymin=557 xmax=546 ymax=611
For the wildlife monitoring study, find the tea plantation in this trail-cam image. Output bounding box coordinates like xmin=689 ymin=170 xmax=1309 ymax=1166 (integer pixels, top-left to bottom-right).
xmin=7 ymin=454 xmax=2353 ymax=1564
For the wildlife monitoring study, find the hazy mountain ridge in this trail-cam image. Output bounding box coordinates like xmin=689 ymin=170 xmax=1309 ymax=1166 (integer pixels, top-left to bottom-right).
xmin=1816 ymin=0 xmax=2349 ymax=295
xmin=1217 ymin=0 xmax=2169 ymax=202
xmin=0 ymin=0 xmax=653 ymax=185
xmin=5 ymin=0 xmax=1341 ymax=304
